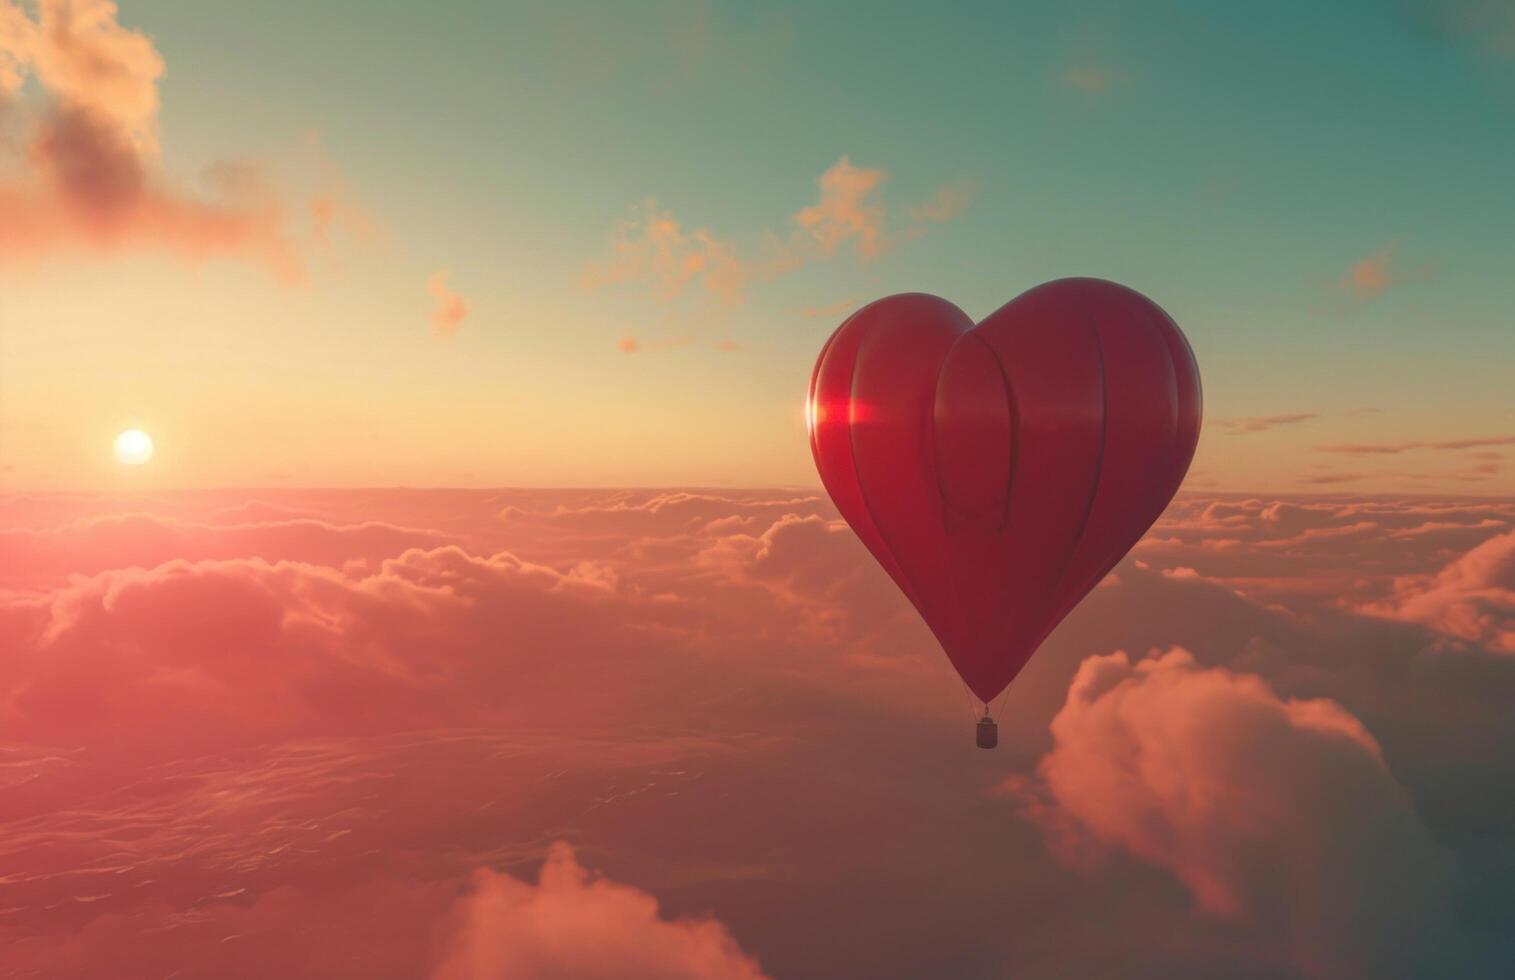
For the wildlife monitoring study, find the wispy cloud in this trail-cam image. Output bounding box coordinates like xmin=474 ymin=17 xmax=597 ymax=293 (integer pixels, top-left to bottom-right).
xmin=1219 ymin=413 xmax=1320 ymax=434
xmin=1301 ymin=472 xmax=1370 ymax=485
xmin=613 ymin=334 xmax=699 ymax=354
xmin=793 ymin=155 xmax=889 ymax=260
xmin=426 ymin=270 xmax=469 ymax=337
xmin=1060 ymin=65 xmax=1128 ymax=94
xmin=907 ymin=179 xmax=977 ymax=225
xmin=1315 ymin=435 xmax=1515 ymax=455
xmin=798 ymin=297 xmax=860 ymax=319
xmin=1414 ymin=0 xmax=1515 ymax=58
xmin=1336 ymin=243 xmax=1433 ymax=303
xmin=582 ymin=157 xmax=973 ymax=319
xmin=579 ymin=199 xmax=768 ymax=308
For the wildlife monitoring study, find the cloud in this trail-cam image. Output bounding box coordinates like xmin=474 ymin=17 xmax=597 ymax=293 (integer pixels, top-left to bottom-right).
xmin=1060 ymin=65 xmax=1127 ymax=93
xmin=1413 ymin=0 xmax=1515 ymax=58
xmin=792 ymin=155 xmax=887 ymax=260
xmin=0 ymin=509 xmax=451 ymax=588
xmin=1364 ymin=528 xmax=1515 ymax=652
xmin=431 ymin=842 xmax=769 ymax=980
xmin=11 ymin=0 xmax=163 ymax=147
xmin=0 ymin=541 xmax=669 ymax=755
xmin=905 ymin=179 xmax=976 ymax=225
xmin=1219 ymin=413 xmax=1320 ymax=434
xmin=0 ymin=1 xmax=31 ymax=96
xmin=1337 ymin=243 xmax=1433 ymax=302
xmin=612 ymin=332 xmax=701 ymax=354
xmin=427 ymin=269 xmax=470 ymax=336
xmin=1300 ymin=472 xmax=1369 ymax=484
xmin=581 ymin=157 xmax=971 ymax=325
xmin=309 ymin=191 xmax=373 ymax=248
xmin=579 ymin=199 xmax=765 ymax=308
xmin=500 ymin=491 xmax=826 ymax=536
xmin=797 ymin=297 xmax=858 ymax=319
xmin=0 ymin=0 xmax=309 ymax=278
xmin=1316 ymin=434 xmax=1515 ymax=455
xmin=1014 ymin=647 xmax=1466 ymax=977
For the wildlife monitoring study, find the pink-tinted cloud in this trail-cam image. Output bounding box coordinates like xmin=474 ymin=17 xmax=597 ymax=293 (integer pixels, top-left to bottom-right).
xmin=432 ymin=842 xmax=769 ymax=980
xmin=13 ymin=0 xmax=163 ymax=146
xmin=582 ymin=157 xmax=971 ymax=321
xmin=905 ymin=179 xmax=977 ymax=225
xmin=0 ymin=510 xmax=450 ymax=588
xmin=1060 ymin=65 xmax=1128 ymax=93
xmin=1364 ymin=527 xmax=1515 ymax=652
xmin=1014 ymin=647 xmax=1463 ymax=976
xmin=0 ymin=0 xmax=307 ymax=278
xmin=793 ymin=155 xmax=887 ymax=259
xmin=1219 ymin=412 xmax=1320 ymax=434
xmin=1300 ymin=471 xmax=1369 ymax=484
xmin=0 ymin=1 xmax=30 ymax=95
xmin=427 ymin=269 xmax=470 ymax=336
xmin=1337 ymin=243 xmax=1433 ymax=302
xmin=1419 ymin=0 xmax=1515 ymax=58
xmin=309 ymin=188 xmax=375 ymax=249
xmin=0 ymin=542 xmax=668 ymax=755
xmin=501 ymin=490 xmax=826 ymax=537
xmin=1316 ymin=434 xmax=1515 ymax=455
xmin=611 ymin=333 xmax=700 ymax=354
xmin=797 ymin=297 xmax=858 ymax=319
xmin=579 ymin=199 xmax=763 ymax=308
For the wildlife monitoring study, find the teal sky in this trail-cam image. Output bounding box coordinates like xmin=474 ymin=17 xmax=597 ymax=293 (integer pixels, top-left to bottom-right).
xmin=4 ymin=0 xmax=1513 ymax=490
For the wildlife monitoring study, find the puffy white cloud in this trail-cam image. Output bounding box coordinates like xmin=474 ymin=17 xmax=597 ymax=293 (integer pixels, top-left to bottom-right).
xmin=432 ymin=842 xmax=769 ymax=980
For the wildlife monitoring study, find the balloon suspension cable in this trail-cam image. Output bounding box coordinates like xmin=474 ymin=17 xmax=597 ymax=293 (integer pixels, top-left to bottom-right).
xmin=955 ymin=676 xmax=981 ymax=724
xmin=990 ymin=681 xmax=1014 ymax=722
xmin=943 ymin=662 xmax=981 ymax=724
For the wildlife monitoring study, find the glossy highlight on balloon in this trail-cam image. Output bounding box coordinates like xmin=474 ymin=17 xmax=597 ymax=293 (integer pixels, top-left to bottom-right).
xmin=808 ymin=278 xmax=1202 ymax=706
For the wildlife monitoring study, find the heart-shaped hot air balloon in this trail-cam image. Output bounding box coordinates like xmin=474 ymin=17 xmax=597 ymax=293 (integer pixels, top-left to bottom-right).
xmin=807 ymin=278 xmax=1201 ymax=744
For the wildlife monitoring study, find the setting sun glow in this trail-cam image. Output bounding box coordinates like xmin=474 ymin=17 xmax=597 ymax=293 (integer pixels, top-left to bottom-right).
xmin=113 ymin=429 xmax=155 ymax=465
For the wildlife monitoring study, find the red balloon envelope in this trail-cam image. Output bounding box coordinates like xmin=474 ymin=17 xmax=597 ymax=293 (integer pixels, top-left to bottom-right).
xmin=808 ymin=278 xmax=1202 ymax=705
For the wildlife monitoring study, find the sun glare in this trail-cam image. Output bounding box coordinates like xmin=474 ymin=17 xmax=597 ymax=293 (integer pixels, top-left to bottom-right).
xmin=114 ymin=428 xmax=155 ymax=465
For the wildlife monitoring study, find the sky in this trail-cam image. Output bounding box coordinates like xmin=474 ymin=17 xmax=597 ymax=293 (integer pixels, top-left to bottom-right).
xmin=2 ymin=0 xmax=1513 ymax=492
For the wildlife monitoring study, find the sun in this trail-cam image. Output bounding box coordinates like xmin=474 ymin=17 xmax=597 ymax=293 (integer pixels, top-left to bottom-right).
xmin=113 ymin=428 xmax=155 ymax=465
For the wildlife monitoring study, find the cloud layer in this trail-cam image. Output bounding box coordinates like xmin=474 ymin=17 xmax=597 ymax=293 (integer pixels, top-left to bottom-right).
xmin=2 ymin=487 xmax=1514 ymax=977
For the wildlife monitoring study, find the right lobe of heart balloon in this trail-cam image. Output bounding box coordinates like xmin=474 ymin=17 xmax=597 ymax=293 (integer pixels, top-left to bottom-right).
xmin=808 ymin=279 xmax=1202 ymax=704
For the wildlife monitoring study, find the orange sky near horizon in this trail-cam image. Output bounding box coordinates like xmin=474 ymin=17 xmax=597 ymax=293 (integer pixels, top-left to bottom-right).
xmin=2 ymin=0 xmax=1512 ymax=496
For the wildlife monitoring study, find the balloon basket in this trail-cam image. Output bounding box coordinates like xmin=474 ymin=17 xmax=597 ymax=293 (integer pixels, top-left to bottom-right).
xmin=976 ymin=716 xmax=998 ymax=749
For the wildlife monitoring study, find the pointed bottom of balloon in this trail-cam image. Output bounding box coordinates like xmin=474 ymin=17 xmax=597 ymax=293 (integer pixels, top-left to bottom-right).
xmin=976 ymin=717 xmax=998 ymax=749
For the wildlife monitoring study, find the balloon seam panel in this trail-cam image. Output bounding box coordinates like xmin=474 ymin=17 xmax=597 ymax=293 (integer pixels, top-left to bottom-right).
xmin=1051 ymin=313 xmax=1109 ymax=597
